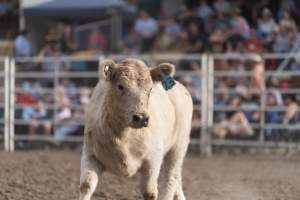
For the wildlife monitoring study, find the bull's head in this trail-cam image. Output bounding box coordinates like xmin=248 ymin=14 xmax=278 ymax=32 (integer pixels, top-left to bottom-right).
xmin=100 ymin=58 xmax=175 ymax=129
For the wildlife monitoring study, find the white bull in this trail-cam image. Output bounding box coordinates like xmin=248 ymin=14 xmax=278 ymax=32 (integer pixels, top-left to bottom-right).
xmin=79 ymin=58 xmax=193 ymax=200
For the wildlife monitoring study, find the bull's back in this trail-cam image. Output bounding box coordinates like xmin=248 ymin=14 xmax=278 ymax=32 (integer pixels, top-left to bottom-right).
xmin=166 ymin=81 xmax=193 ymax=142
xmin=149 ymin=81 xmax=193 ymax=151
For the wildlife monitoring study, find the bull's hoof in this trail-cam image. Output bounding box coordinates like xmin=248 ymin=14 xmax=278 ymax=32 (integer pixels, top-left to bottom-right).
xmin=79 ymin=181 xmax=90 ymax=193
xmin=143 ymin=192 xmax=157 ymax=200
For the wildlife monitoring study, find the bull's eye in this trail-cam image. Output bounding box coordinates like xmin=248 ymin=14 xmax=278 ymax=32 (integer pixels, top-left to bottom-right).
xmin=118 ymin=84 xmax=124 ymax=91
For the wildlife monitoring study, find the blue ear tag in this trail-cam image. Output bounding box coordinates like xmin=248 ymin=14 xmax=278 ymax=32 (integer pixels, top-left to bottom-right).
xmin=161 ymin=72 xmax=176 ymax=91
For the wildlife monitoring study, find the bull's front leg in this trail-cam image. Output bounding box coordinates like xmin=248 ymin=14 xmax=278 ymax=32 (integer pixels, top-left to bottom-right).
xmin=140 ymin=155 xmax=163 ymax=200
xmin=79 ymin=149 xmax=103 ymax=200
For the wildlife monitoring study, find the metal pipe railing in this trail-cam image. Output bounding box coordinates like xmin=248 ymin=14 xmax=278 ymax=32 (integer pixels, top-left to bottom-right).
xmin=4 ymin=57 xmax=9 ymax=151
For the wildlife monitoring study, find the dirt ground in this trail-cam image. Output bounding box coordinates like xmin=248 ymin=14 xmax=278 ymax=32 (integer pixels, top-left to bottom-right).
xmin=0 ymin=151 xmax=300 ymax=200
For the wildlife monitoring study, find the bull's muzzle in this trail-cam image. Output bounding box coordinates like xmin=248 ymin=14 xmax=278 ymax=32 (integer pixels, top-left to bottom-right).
xmin=132 ymin=113 xmax=149 ymax=128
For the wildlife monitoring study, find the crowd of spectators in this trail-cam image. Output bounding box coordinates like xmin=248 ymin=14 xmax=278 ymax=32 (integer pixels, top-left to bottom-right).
xmin=1 ymin=0 xmax=300 ymax=144
xmin=211 ymin=55 xmax=300 ymax=141
xmin=122 ymin=0 xmax=300 ymax=55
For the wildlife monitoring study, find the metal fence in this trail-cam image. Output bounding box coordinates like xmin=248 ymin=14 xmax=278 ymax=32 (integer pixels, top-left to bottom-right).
xmin=3 ymin=54 xmax=203 ymax=152
xmin=2 ymin=54 xmax=300 ymax=155
xmin=12 ymin=56 xmax=100 ymax=146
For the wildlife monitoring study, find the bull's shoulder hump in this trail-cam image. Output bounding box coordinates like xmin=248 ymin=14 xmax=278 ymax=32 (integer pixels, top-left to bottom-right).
xmin=169 ymin=81 xmax=192 ymax=99
xmin=165 ymin=81 xmax=193 ymax=110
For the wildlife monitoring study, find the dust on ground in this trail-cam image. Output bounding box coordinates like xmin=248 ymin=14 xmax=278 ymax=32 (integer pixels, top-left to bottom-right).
xmin=0 ymin=151 xmax=300 ymax=200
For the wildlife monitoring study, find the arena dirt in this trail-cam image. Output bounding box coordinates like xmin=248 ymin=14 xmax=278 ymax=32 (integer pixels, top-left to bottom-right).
xmin=0 ymin=151 xmax=300 ymax=200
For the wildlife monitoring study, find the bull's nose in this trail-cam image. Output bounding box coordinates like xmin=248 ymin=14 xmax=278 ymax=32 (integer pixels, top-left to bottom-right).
xmin=133 ymin=114 xmax=142 ymax=123
xmin=132 ymin=114 xmax=149 ymax=127
xmin=142 ymin=116 xmax=149 ymax=127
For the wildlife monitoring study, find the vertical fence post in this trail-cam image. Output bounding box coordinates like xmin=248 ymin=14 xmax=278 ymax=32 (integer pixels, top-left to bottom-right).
xmin=206 ymin=55 xmax=214 ymax=156
xmin=201 ymin=54 xmax=208 ymax=156
xmin=53 ymin=59 xmax=59 ymax=141
xmin=4 ymin=57 xmax=9 ymax=152
xmin=259 ymin=58 xmax=266 ymax=144
xmin=98 ymin=55 xmax=105 ymax=78
xmin=9 ymin=58 xmax=15 ymax=152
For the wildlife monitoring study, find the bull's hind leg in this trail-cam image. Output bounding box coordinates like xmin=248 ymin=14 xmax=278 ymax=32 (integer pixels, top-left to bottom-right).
xmin=161 ymin=142 xmax=188 ymax=200
xmin=174 ymin=178 xmax=186 ymax=200
xmin=79 ymin=150 xmax=103 ymax=200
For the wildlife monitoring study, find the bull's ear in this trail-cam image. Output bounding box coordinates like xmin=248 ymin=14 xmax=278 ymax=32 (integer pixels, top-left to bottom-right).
xmin=100 ymin=59 xmax=116 ymax=81
xmin=150 ymin=63 xmax=175 ymax=82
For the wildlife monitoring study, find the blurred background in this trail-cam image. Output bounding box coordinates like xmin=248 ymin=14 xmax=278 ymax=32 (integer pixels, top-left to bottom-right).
xmin=1 ymin=0 xmax=300 ymax=155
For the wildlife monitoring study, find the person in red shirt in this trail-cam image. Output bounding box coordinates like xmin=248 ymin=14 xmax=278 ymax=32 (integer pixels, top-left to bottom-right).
xmin=244 ymin=29 xmax=263 ymax=53
xmin=87 ymin=29 xmax=107 ymax=53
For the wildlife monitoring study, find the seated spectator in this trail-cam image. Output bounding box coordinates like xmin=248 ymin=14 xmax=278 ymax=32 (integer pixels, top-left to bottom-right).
xmin=278 ymin=11 xmax=297 ymax=32
xmin=87 ymin=29 xmax=107 ymax=52
xmin=61 ymin=24 xmax=76 ymax=53
xmin=197 ymin=0 xmax=212 ymax=20
xmin=61 ymin=79 xmax=77 ymax=101
xmin=38 ymin=32 xmax=65 ymax=86
xmin=273 ymin=23 xmax=292 ymax=53
xmin=20 ymin=80 xmax=43 ymax=100
xmin=289 ymin=27 xmax=300 ymax=50
xmin=265 ymin=93 xmax=280 ymax=136
xmin=178 ymin=75 xmax=200 ymax=104
xmin=56 ymin=98 xmax=72 ymax=122
xmin=213 ymin=0 xmax=231 ymax=15
xmin=213 ymin=9 xmax=231 ymax=31
xmin=0 ymin=31 xmax=14 ymax=56
xmin=185 ymin=22 xmax=206 ymax=53
xmin=209 ymin=25 xmax=228 ymax=52
xmin=54 ymin=96 xmax=73 ymax=141
xmin=79 ymin=87 xmax=91 ymax=110
xmin=153 ymin=16 xmax=181 ymax=52
xmin=38 ymin=33 xmax=63 ymax=59
xmin=123 ymin=29 xmax=141 ymax=54
xmin=22 ymin=100 xmax=51 ymax=136
xmin=16 ymin=82 xmax=37 ymax=106
xmin=283 ymin=95 xmax=299 ymax=125
xmin=257 ymin=8 xmax=278 ymax=38
xmin=14 ymin=29 xmax=32 ymax=57
xmin=55 ymin=86 xmax=71 ymax=108
xmin=244 ymin=29 xmax=263 ymax=53
xmin=291 ymin=53 xmax=300 ymax=71
xmin=230 ymin=7 xmax=250 ymax=40
xmin=54 ymin=106 xmax=83 ymax=142
xmin=213 ymin=96 xmax=254 ymax=139
xmin=54 ymin=88 xmax=90 ymax=141
xmin=165 ymin=16 xmax=181 ymax=36
xmin=134 ymin=10 xmax=158 ymax=52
